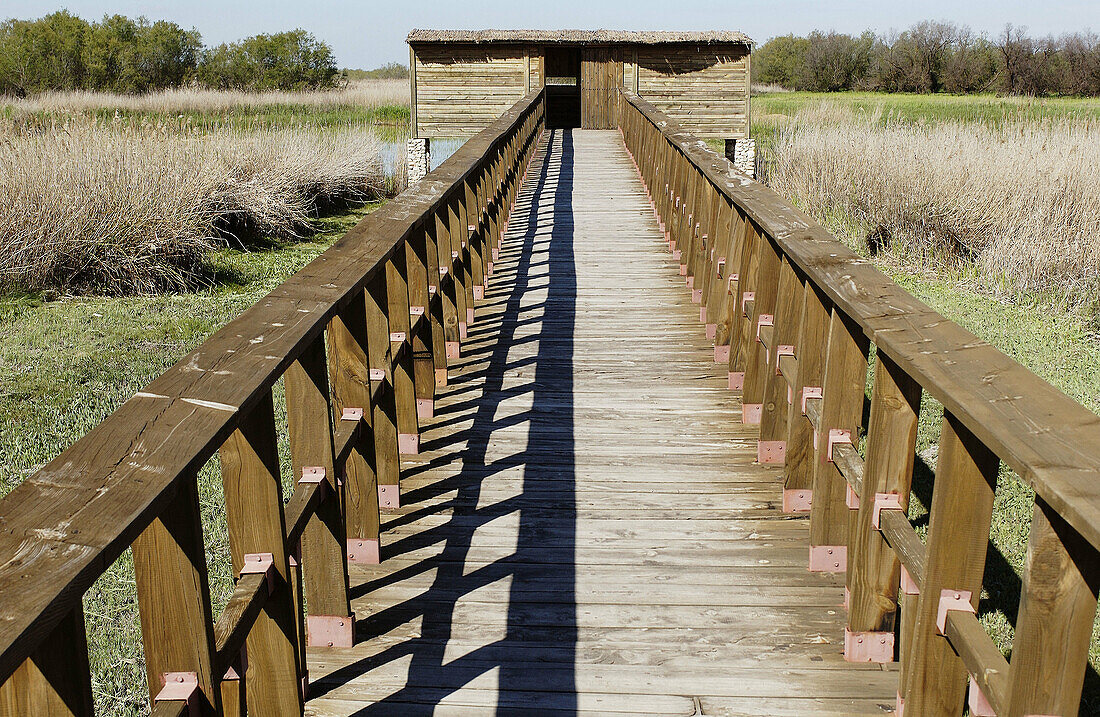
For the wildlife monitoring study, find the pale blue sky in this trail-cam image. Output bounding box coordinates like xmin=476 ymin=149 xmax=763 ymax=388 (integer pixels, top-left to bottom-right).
xmin=7 ymin=0 xmax=1100 ymax=69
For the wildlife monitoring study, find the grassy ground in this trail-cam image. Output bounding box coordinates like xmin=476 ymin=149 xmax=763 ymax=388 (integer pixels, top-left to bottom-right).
xmin=0 ymin=203 xmax=374 ymax=714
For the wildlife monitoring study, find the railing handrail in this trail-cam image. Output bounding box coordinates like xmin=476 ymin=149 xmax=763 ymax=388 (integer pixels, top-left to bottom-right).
xmin=621 ymin=90 xmax=1100 ymax=552
xmin=0 ymin=88 xmax=546 ymax=688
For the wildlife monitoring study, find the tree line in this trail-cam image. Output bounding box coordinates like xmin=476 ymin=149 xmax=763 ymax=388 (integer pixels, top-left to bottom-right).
xmin=0 ymin=10 xmax=341 ymax=96
xmin=753 ymin=21 xmax=1100 ymax=95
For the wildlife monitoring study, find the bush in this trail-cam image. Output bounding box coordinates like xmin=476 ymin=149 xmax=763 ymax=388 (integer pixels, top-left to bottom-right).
xmin=197 ymin=30 xmax=340 ymax=91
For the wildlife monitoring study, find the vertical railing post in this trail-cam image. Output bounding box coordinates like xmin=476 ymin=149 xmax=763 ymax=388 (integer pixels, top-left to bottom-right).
xmin=1004 ymin=497 xmax=1100 ymax=717
xmin=447 ymin=195 xmax=472 ymax=342
xmin=846 ymin=353 xmax=921 ymax=661
xmin=131 ymin=473 xmax=220 ymax=712
xmin=901 ymin=411 xmax=998 ymax=716
xmin=807 ymin=309 xmax=868 ymax=572
xmin=727 ymin=217 xmax=760 ymax=393
xmin=756 ymin=255 xmax=803 ymax=463
xmin=435 ymin=207 xmax=461 ymax=362
xmin=386 ymin=253 xmax=419 ymax=458
xmin=741 ymin=231 xmax=782 ymax=425
xmin=218 ymin=391 xmax=304 ymax=714
xmin=364 ymin=271 xmax=402 ymax=509
xmin=782 ymin=282 xmax=829 ymax=512
xmin=284 ymin=335 xmax=354 ymax=647
xmin=406 ymin=224 xmax=439 ymax=419
xmin=327 ymin=294 xmax=381 ymax=564
xmin=714 ymin=209 xmax=747 ymax=366
xmin=0 ymin=607 xmax=94 ymax=716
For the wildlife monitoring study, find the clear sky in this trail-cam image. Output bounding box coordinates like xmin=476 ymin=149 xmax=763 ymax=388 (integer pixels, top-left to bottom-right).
xmin=9 ymin=0 xmax=1100 ymax=69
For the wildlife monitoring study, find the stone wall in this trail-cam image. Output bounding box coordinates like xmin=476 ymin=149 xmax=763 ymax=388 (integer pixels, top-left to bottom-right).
xmin=406 ymin=138 xmax=430 ymax=184
xmin=724 ymin=138 xmax=756 ymax=179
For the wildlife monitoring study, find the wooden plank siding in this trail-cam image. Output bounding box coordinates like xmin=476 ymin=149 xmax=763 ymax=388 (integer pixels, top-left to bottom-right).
xmin=636 ymin=45 xmax=750 ymax=139
xmin=414 ymin=44 xmax=529 ymax=137
xmin=412 ymin=40 xmax=749 ymax=139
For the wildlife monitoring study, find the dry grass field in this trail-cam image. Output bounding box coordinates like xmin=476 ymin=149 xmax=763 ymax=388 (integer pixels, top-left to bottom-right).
xmin=763 ymin=103 xmax=1100 ymax=314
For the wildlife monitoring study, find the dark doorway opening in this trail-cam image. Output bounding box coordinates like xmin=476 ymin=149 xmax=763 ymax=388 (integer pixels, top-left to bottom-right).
xmin=544 ymin=47 xmax=581 ymax=129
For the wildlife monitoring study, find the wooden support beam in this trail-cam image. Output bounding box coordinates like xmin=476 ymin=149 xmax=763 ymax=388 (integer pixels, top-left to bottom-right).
xmin=0 ymin=606 xmax=93 ymax=716
xmin=901 ymin=411 xmax=998 ymax=717
xmin=131 ymin=474 xmax=220 ymax=711
xmin=218 ymin=392 xmax=303 ymax=715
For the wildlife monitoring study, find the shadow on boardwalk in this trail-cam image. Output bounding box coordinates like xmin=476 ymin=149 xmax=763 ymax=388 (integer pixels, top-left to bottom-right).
xmin=311 ymin=130 xmax=579 ymax=715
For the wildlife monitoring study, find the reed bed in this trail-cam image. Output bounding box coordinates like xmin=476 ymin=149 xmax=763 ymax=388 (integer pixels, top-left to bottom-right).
xmin=3 ymin=78 xmax=409 ymax=116
xmin=0 ymin=116 xmax=391 ymax=294
xmin=764 ymin=103 xmax=1100 ymax=314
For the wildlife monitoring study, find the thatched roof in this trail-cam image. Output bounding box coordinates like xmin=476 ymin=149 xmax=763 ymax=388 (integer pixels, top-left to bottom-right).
xmin=407 ymin=29 xmax=753 ymax=47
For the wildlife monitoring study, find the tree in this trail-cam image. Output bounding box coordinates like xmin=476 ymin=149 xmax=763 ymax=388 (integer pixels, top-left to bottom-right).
xmin=752 ymin=34 xmax=811 ymax=88
xmin=0 ymin=10 xmax=90 ymax=95
xmin=198 ymin=30 xmax=340 ymax=91
xmin=802 ymin=31 xmax=874 ymax=91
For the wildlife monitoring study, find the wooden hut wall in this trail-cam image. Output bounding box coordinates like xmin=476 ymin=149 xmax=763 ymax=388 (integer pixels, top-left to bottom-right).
xmin=413 ymin=44 xmax=528 ymax=137
xmin=635 ymin=44 xmax=750 ymax=139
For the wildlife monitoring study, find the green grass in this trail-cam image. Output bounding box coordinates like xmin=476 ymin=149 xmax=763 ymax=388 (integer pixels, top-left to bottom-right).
xmin=753 ymin=90 xmax=1100 ymax=125
xmin=0 ymin=201 xmax=376 ymax=715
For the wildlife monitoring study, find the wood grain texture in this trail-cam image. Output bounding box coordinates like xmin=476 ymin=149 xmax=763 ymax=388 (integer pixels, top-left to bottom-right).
xmin=304 ymin=129 xmax=897 ymax=716
xmin=901 ymin=411 xmax=998 ymax=717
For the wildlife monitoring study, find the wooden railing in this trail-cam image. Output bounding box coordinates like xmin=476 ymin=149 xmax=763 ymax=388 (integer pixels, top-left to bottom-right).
xmin=618 ymin=90 xmax=1100 ymax=717
xmin=0 ymin=89 xmax=545 ymax=716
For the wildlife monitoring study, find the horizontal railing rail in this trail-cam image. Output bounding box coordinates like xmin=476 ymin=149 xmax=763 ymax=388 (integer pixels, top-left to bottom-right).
xmin=619 ymin=89 xmax=1100 ymax=717
xmin=0 ymin=89 xmax=546 ymax=715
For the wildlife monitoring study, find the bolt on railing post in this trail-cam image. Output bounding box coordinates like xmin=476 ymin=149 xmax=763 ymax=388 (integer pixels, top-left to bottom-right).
xmin=807 ymin=309 xmax=869 ymax=573
xmin=846 ymin=353 xmax=921 ymax=661
xmin=1003 ymin=497 xmax=1100 ymax=717
xmin=0 ymin=605 xmax=94 ymax=716
xmin=327 ymin=294 xmax=382 ymax=564
xmin=364 ymin=271 xmax=402 ymax=510
xmin=901 ymin=411 xmax=998 ymax=716
xmin=284 ymin=335 xmax=354 ymax=646
xmin=218 ymin=391 xmax=304 ymax=715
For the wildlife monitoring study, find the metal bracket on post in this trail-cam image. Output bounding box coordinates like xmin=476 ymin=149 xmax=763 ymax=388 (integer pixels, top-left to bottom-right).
xmin=306 ymin=614 xmax=356 ymax=648
xmin=782 ymin=489 xmax=812 ymax=513
xmin=347 ymin=539 xmax=380 ymax=565
xmin=755 ymin=314 xmax=774 ymax=352
xmin=369 ymin=368 xmax=386 ymax=382
xmin=845 ymin=483 xmax=859 ymax=509
xmin=240 ymin=552 xmax=275 ymax=594
xmin=843 ymin=628 xmax=894 ymax=663
xmin=808 ymin=545 xmax=846 ymax=572
xmin=741 ymin=291 xmax=755 ymax=317
xmin=872 ymin=493 xmax=904 ymax=529
xmin=299 ymin=466 xmax=325 ymax=484
xmin=341 ymin=407 xmax=364 ymax=422
xmin=155 ymin=672 xmax=200 ymax=715
xmin=936 ymin=589 xmax=975 ymax=634
xmin=726 ymin=273 xmax=739 ymax=293
xmin=801 ymin=386 xmax=822 ymax=415
xmin=775 ymin=345 xmax=795 ymax=375
xmin=968 ymin=675 xmax=997 ymax=717
xmin=900 ymin=566 xmax=919 ymax=595
xmin=826 ymin=428 xmax=852 ymax=462
xmin=389 ymin=331 xmax=406 ymax=344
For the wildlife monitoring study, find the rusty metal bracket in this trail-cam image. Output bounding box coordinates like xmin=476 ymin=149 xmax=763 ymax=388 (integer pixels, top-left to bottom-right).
xmin=801 ymin=386 xmax=822 ymax=415
xmin=826 ymin=428 xmax=852 ymax=462
xmin=240 ymin=552 xmax=275 ymax=593
xmin=155 ymin=672 xmax=199 ymax=714
xmin=872 ymin=493 xmax=904 ymax=529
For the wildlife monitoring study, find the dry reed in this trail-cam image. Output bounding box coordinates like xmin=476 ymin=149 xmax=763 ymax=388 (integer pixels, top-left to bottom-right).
xmin=3 ymin=78 xmax=409 ymax=116
xmin=0 ymin=117 xmax=388 ymax=293
xmin=764 ymin=103 xmax=1100 ymax=312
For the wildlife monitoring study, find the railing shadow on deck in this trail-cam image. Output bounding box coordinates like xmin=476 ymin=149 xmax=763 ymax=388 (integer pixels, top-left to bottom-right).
xmin=308 ymin=129 xmax=580 ymax=715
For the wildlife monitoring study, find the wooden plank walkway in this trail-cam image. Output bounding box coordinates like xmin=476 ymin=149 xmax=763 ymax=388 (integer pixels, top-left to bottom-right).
xmin=304 ymin=129 xmax=899 ymax=716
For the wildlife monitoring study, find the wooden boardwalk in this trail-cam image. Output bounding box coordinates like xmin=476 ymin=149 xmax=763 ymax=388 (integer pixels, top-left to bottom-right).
xmin=305 ymin=129 xmax=898 ymax=716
